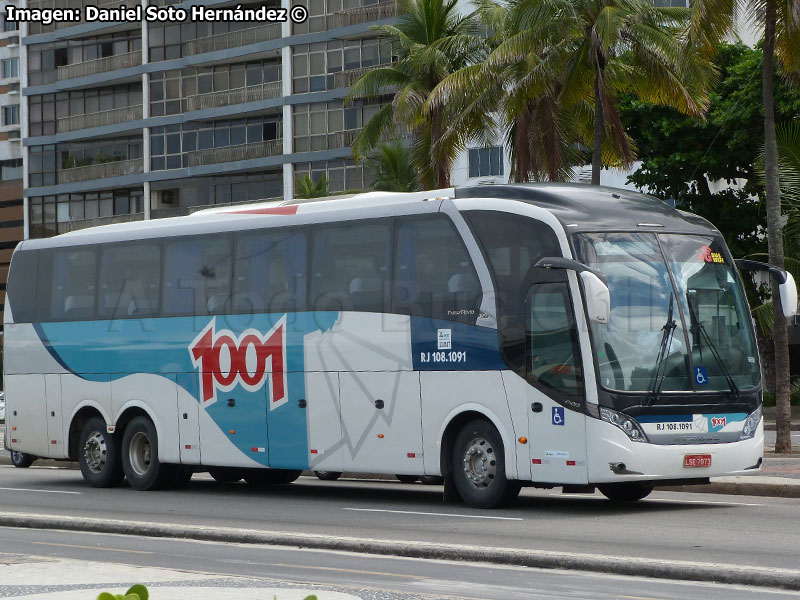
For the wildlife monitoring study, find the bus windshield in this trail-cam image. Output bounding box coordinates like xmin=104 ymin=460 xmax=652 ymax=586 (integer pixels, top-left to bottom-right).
xmin=574 ymin=232 xmax=760 ymax=394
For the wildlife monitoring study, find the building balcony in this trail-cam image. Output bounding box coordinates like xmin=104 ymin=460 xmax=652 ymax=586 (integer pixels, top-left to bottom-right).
xmin=57 ymin=51 xmax=142 ymax=81
xmin=27 ymin=0 xmax=129 ymax=29
xmin=151 ymin=197 xmax=283 ymax=219
xmin=57 ymin=157 xmax=144 ymax=184
xmin=329 ymin=1 xmax=396 ymax=28
xmin=186 ymin=139 xmax=283 ymax=167
xmin=57 ymin=105 xmax=143 ymax=134
xmin=184 ymin=82 xmax=282 ymax=112
xmin=61 ymin=212 xmax=144 ymax=232
xmin=330 ymin=65 xmax=383 ymax=89
xmin=182 ymin=24 xmax=282 ymax=57
xmin=296 ymin=127 xmax=406 ymax=152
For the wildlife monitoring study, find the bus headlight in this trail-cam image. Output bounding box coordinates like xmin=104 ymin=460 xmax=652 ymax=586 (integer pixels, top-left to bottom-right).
xmin=598 ymin=407 xmax=648 ymax=443
xmin=740 ymin=406 xmax=762 ymax=441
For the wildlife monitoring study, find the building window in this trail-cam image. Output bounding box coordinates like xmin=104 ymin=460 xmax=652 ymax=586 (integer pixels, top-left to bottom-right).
xmin=28 ymin=137 xmax=143 ymax=188
xmin=0 ymin=159 xmax=22 ymax=181
xmin=294 ymin=159 xmax=372 ymax=193
xmin=27 ymin=33 xmax=140 ymax=85
xmin=468 ymin=147 xmax=504 ymax=178
xmin=3 ymin=18 xmax=19 ymax=32
xmin=2 ymin=58 xmax=19 ymax=79
xmin=292 ymin=39 xmax=393 ymax=93
xmin=2 ymin=105 xmax=19 ymax=126
xmin=29 ymin=188 xmax=144 ymax=238
xmin=293 ymin=99 xmax=392 ymax=153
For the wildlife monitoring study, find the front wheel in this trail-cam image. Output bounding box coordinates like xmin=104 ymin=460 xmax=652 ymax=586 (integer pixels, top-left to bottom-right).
xmin=452 ymin=419 xmax=520 ymax=509
xmin=598 ymin=482 xmax=654 ymax=502
xmin=122 ymin=416 xmax=173 ymax=491
xmin=78 ymin=416 xmax=124 ymax=487
xmin=10 ymin=451 xmax=35 ymax=469
xmin=209 ymin=467 xmax=245 ymax=483
xmin=314 ymin=471 xmax=342 ymax=481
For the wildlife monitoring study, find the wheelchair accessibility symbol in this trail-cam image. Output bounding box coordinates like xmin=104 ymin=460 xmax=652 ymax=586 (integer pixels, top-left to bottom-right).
xmin=695 ymin=366 xmax=708 ymax=385
xmin=552 ymin=406 xmax=565 ymax=426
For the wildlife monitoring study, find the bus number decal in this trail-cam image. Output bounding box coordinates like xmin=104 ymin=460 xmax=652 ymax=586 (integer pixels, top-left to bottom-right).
xmin=419 ymin=351 xmax=467 ymax=364
xmin=189 ymin=316 xmax=288 ymax=408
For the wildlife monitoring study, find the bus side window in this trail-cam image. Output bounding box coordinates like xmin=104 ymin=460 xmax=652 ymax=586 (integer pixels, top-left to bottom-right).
xmin=98 ymin=243 xmax=161 ymax=319
xmin=7 ymin=249 xmax=38 ymax=323
xmin=49 ymin=248 xmax=97 ymax=321
xmin=164 ymin=236 xmax=232 ymax=317
xmin=233 ymin=229 xmax=307 ymax=314
xmin=309 ymin=221 xmax=391 ymax=313
xmin=393 ymin=216 xmax=480 ymax=324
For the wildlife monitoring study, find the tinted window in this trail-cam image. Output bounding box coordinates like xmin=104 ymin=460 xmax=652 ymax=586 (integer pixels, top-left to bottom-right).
xmin=98 ymin=243 xmax=161 ymax=319
xmin=7 ymin=249 xmax=38 ymax=323
xmin=48 ymin=248 xmax=96 ymax=321
xmin=234 ymin=229 xmax=307 ymax=314
xmin=528 ymin=282 xmax=584 ymax=400
xmin=394 ymin=216 xmax=480 ymax=323
xmin=310 ymin=222 xmax=390 ymax=313
xmin=164 ymin=236 xmax=232 ymax=316
xmin=466 ymin=211 xmax=562 ymax=371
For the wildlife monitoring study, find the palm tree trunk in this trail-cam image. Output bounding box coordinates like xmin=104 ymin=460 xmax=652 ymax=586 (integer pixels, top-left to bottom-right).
xmin=431 ymin=108 xmax=450 ymax=188
xmin=591 ymin=65 xmax=605 ymax=186
xmin=763 ymin=0 xmax=792 ymax=453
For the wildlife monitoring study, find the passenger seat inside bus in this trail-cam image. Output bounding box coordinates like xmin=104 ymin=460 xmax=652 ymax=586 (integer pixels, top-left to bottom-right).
xmin=349 ymin=277 xmax=384 ymax=312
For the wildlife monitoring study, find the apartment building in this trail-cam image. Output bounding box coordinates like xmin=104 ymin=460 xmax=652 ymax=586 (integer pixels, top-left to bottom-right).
xmin=18 ymin=0 xmax=508 ymax=240
xmin=0 ymin=5 xmax=23 ymax=319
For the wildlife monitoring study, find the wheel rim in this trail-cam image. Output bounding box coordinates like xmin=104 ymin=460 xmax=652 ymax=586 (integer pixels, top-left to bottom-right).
xmin=83 ymin=431 xmax=107 ymax=473
xmin=11 ymin=451 xmax=21 ymax=463
xmin=128 ymin=431 xmax=152 ymax=477
xmin=461 ymin=436 xmax=496 ymax=489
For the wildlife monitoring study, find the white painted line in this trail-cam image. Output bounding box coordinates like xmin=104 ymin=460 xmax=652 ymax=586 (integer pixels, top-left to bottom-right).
xmin=342 ymin=507 xmax=522 ymax=521
xmin=0 ymin=487 xmax=81 ymax=495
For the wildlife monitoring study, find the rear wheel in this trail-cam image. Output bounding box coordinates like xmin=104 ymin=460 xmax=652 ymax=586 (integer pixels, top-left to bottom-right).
xmin=452 ymin=419 xmax=520 ymax=509
xmin=209 ymin=467 xmax=245 ymax=483
xmin=314 ymin=471 xmax=342 ymax=481
xmin=395 ymin=474 xmax=419 ymax=484
xmin=78 ymin=416 xmax=124 ymax=487
xmin=244 ymin=469 xmax=302 ymax=487
xmin=122 ymin=416 xmax=173 ymax=491
xmin=598 ymin=482 xmax=654 ymax=502
xmin=10 ymin=451 xmax=35 ymax=469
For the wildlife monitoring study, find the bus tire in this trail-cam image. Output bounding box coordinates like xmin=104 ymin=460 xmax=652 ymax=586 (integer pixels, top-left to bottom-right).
xmin=420 ymin=475 xmax=444 ymax=485
xmin=314 ymin=471 xmax=342 ymax=481
xmin=10 ymin=451 xmax=35 ymax=469
xmin=121 ymin=416 xmax=172 ymax=491
xmin=78 ymin=417 xmax=124 ymax=488
xmin=452 ymin=419 xmax=520 ymax=509
xmin=244 ymin=469 xmax=302 ymax=487
xmin=209 ymin=467 xmax=245 ymax=483
xmin=598 ymin=482 xmax=653 ymax=502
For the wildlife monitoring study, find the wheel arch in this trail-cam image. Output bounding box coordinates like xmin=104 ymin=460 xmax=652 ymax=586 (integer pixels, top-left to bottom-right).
xmin=67 ymin=402 xmax=111 ymax=461
xmin=438 ymin=405 xmax=517 ymax=480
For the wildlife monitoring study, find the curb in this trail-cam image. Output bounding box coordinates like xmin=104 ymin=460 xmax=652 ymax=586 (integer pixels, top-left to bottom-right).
xmin=0 ymin=512 xmax=798 ymax=591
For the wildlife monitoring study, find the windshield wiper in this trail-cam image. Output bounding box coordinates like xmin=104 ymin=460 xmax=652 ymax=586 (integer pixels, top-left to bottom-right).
xmin=686 ymin=295 xmax=741 ymax=400
xmin=646 ymin=294 xmax=677 ymax=406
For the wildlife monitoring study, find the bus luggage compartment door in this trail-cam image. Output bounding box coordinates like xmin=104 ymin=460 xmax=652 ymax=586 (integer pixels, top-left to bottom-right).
xmin=5 ymin=374 xmax=50 ymax=457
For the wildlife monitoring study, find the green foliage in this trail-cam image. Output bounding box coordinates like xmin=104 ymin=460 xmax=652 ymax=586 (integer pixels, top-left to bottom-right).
xmin=97 ymin=584 xmax=148 ymax=600
xmin=347 ymin=0 xmax=487 ymax=188
xmin=365 ymin=142 xmax=420 ymax=192
xmin=621 ymin=43 xmax=800 ymax=259
xmin=294 ymin=174 xmax=329 ymax=199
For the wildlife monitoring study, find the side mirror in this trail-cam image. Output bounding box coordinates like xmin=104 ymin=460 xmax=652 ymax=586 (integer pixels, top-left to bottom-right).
xmin=533 ymin=257 xmax=610 ymax=324
xmin=580 ymin=271 xmax=611 ymax=324
xmin=735 ymin=259 xmax=798 ymax=318
xmin=780 ymin=272 xmax=798 ymax=318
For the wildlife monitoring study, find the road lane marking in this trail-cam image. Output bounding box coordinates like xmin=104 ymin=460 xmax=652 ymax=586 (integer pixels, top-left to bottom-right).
xmin=0 ymin=487 xmax=81 ymax=495
xmin=271 ymin=563 xmax=427 ymax=579
xmin=342 ymin=507 xmax=523 ymax=520
xmin=32 ymin=541 xmax=152 ymax=554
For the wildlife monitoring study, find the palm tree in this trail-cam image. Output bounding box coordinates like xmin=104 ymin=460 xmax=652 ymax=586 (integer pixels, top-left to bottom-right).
xmin=432 ymin=0 xmax=715 ymax=184
xmin=365 ymin=142 xmax=420 ymax=192
xmin=692 ymin=0 xmax=800 ymax=453
xmin=346 ymin=0 xmax=487 ymax=189
xmin=295 ymin=174 xmax=329 ymax=199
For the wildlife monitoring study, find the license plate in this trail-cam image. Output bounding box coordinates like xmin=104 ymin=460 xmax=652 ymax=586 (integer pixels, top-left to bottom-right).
xmin=684 ymin=454 xmax=712 ymax=468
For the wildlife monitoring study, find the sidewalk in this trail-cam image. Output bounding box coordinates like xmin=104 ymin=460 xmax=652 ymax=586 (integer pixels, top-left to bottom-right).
xmin=0 ymin=554 xmax=358 ymax=599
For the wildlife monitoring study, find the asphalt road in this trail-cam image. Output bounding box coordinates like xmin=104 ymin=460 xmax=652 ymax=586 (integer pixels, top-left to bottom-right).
xmin=2 ymin=526 xmax=799 ymax=600
xmin=1 ymin=465 xmax=799 ymax=573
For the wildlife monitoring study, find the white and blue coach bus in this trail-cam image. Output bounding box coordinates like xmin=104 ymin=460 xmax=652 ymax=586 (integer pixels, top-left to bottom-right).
xmin=4 ymin=184 xmax=796 ymax=508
